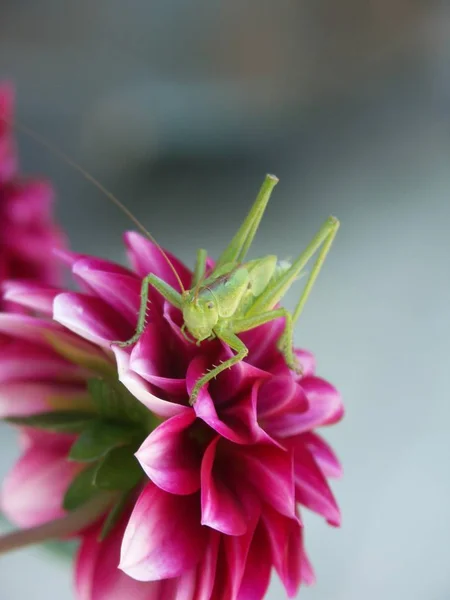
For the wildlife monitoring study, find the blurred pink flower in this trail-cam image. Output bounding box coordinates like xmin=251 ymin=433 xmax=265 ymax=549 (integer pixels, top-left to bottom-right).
xmin=0 ymin=82 xmax=65 ymax=310
xmin=1 ymin=233 xmax=343 ymax=599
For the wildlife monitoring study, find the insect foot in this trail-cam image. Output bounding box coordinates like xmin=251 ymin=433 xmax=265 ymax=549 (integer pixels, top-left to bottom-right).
xmin=277 ymin=335 xmax=303 ymax=375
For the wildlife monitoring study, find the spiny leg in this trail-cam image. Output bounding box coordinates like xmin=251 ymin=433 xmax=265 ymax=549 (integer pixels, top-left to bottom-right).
xmin=214 ymin=174 xmax=278 ymax=271
xmin=189 ymin=330 xmax=248 ymax=405
xmin=292 ymin=219 xmax=339 ymax=324
xmin=246 ymin=216 xmax=339 ymax=316
xmin=192 ymin=248 xmax=207 ymax=287
xmin=113 ymin=274 xmax=182 ymax=347
xmin=233 ymin=308 xmax=300 ymax=373
xmin=242 ymin=217 xmax=338 ymax=372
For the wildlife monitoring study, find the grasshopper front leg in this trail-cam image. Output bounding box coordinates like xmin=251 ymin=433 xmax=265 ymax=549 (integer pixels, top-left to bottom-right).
xmin=113 ymin=274 xmax=182 ymax=347
xmin=189 ymin=329 xmax=248 ymax=405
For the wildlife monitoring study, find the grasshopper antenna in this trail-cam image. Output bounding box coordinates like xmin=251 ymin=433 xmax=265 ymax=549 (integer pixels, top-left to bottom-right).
xmin=4 ymin=117 xmax=186 ymax=294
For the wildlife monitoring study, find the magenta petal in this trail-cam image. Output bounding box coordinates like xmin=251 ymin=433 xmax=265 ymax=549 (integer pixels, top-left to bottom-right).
xmin=120 ymin=482 xmax=207 ymax=581
xmin=77 ymin=521 xmax=167 ymax=600
xmin=295 ymin=349 xmax=316 ymax=377
xmin=2 ymin=280 xmax=62 ymax=315
xmin=237 ymin=521 xmax=272 ymax=600
xmin=257 ymin=376 xmax=308 ymax=421
xmin=75 ymin=525 xmax=99 ymax=600
xmin=287 ymin=440 xmax=341 ymax=526
xmin=262 ymin=506 xmax=302 ymax=597
xmin=0 ymin=381 xmax=87 ymax=417
xmin=239 ymin=316 xmax=285 ymax=370
xmin=301 ymin=551 xmax=316 ymax=586
xmin=194 ymin=529 xmax=221 ymax=600
xmin=201 ymin=437 xmax=248 ymax=536
xmin=72 ymin=258 xmax=141 ymax=324
xmin=209 ymin=343 xmax=270 ymax=406
xmin=130 ymin=324 xmax=187 ymax=397
xmin=0 ymin=341 xmax=85 ymax=383
xmin=54 ymin=292 xmax=132 ymax=348
xmin=124 ymin=231 xmax=192 ymax=291
xmin=270 ymin=376 xmax=344 ymax=437
xmin=217 ymin=497 xmax=261 ymax=599
xmin=220 ymin=381 xmax=279 ymax=447
xmin=1 ymin=444 xmax=79 ymax=528
xmin=114 ymin=346 xmax=189 ymax=418
xmin=301 ymin=432 xmax=343 ymax=478
xmin=229 ymin=444 xmax=296 ymax=519
xmin=136 ymin=411 xmax=200 ymax=495
xmin=188 ymin=357 xmax=258 ymax=444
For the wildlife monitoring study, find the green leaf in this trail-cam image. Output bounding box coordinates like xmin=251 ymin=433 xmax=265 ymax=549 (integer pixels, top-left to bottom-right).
xmin=63 ymin=464 xmax=101 ymax=511
xmin=99 ymin=492 xmax=131 ymax=541
xmin=69 ymin=421 xmax=140 ymax=462
xmin=93 ymin=446 xmax=143 ymax=492
xmin=6 ymin=411 xmax=95 ymax=433
xmin=88 ymin=378 xmax=156 ymax=429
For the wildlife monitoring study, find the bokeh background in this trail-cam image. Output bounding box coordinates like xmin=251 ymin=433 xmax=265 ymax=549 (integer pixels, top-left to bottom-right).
xmin=1 ymin=0 xmax=449 ymax=598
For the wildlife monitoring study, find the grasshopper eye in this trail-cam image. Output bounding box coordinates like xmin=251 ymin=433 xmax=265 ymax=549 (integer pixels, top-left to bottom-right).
xmin=207 ymin=301 xmax=214 ymax=309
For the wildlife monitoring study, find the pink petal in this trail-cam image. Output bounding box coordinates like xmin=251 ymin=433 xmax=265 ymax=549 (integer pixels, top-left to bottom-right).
xmin=287 ymin=440 xmax=341 ymax=526
xmin=163 ymin=301 xmax=197 ymax=353
xmin=0 ymin=341 xmax=86 ymax=383
xmin=208 ymin=343 xmax=271 ymax=406
xmin=262 ymin=506 xmax=302 ymax=597
xmin=220 ymin=381 xmax=280 ymax=447
xmin=269 ymin=376 xmax=344 ymax=437
xmin=75 ymin=524 xmax=99 ymax=600
xmin=201 ymin=437 xmax=248 ymax=536
xmin=120 ymin=482 xmax=207 ymax=581
xmin=301 ymin=550 xmax=316 ymax=586
xmin=2 ymin=280 xmax=62 ymax=315
xmin=257 ymin=376 xmax=308 ymax=421
xmin=77 ymin=520 xmax=169 ymax=600
xmin=188 ymin=357 xmax=264 ymax=444
xmin=54 ymin=292 xmax=132 ymax=348
xmin=239 ymin=316 xmax=286 ymax=370
xmin=1 ymin=444 xmax=80 ymax=528
xmin=227 ymin=444 xmax=296 ymax=519
xmin=72 ymin=258 xmax=141 ymax=324
xmin=4 ymin=178 xmax=54 ymax=224
xmin=237 ymin=521 xmax=272 ymax=600
xmin=0 ymin=381 xmax=88 ymax=417
xmin=0 ymin=313 xmax=104 ymax=363
xmin=53 ymin=247 xmax=89 ymax=268
xmin=113 ymin=346 xmax=189 ymax=418
xmin=295 ymin=349 xmax=316 ymax=377
xmin=301 ymin=432 xmax=343 ymax=478
xmin=124 ymin=231 xmax=192 ymax=291
xmin=136 ymin=411 xmax=200 ymax=495
xmin=215 ymin=495 xmax=261 ymax=599
xmin=194 ymin=529 xmax=221 ymax=600
xmin=0 ymin=82 xmax=17 ymax=181
xmin=130 ymin=324 xmax=187 ymax=398
xmin=18 ymin=428 xmax=76 ymax=452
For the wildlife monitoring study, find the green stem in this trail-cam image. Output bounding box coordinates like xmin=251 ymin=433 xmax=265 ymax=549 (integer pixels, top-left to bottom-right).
xmin=0 ymin=493 xmax=114 ymax=557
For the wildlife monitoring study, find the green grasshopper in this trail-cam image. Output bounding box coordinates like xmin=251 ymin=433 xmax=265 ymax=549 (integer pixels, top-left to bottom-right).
xmin=115 ymin=174 xmax=339 ymax=405
xmin=5 ymin=122 xmax=339 ymax=405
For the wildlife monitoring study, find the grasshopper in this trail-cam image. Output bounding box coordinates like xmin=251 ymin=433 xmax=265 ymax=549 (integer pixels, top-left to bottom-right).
xmin=115 ymin=174 xmax=339 ymax=405
xmin=5 ymin=121 xmax=338 ymax=406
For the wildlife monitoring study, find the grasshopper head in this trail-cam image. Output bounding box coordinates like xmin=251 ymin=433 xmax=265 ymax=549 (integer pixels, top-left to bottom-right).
xmin=182 ymin=290 xmax=219 ymax=342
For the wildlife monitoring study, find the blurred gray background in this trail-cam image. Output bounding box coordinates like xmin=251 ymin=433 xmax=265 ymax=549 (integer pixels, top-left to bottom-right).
xmin=1 ymin=0 xmax=450 ymax=598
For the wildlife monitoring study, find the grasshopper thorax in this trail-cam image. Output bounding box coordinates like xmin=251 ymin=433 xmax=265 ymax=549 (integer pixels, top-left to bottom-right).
xmin=182 ymin=288 xmax=219 ymax=342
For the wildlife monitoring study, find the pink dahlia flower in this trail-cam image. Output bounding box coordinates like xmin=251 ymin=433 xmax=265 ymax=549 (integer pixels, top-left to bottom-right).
xmin=0 ymin=232 xmax=343 ymax=599
xmin=0 ymin=82 xmax=65 ymax=310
